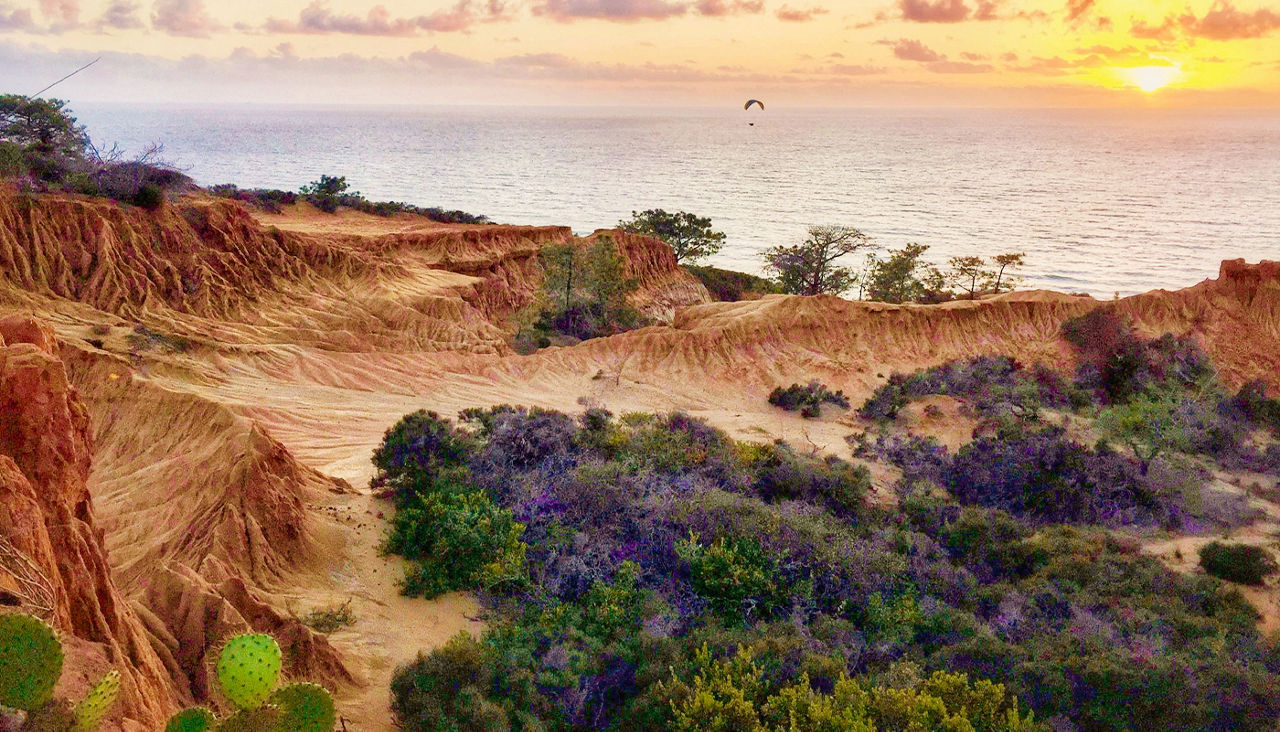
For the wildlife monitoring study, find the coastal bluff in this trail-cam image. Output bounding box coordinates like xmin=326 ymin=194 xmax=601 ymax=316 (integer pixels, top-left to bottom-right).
xmin=1 ymin=189 xmax=1277 ymax=729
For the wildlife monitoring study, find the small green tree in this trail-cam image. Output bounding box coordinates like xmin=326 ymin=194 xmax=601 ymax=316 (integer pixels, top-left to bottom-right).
xmin=1097 ymin=391 xmax=1194 ymax=474
xmin=541 ymin=241 xmax=580 ymax=314
xmin=865 ymin=243 xmax=932 ymax=304
xmin=584 ymin=234 xmax=638 ymax=327
xmin=762 ymin=225 xmax=877 ymax=296
xmin=947 ymin=255 xmax=988 ymax=300
xmin=300 ymin=174 xmax=353 ymax=212
xmin=619 ymin=209 xmax=726 ymax=265
xmin=0 ymin=95 xmax=89 ymax=181
xmin=991 ymin=252 xmax=1026 ymax=293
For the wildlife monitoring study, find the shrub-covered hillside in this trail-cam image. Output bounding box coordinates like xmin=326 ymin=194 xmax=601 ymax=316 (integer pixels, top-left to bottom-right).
xmin=374 ymin=393 xmax=1280 ymax=730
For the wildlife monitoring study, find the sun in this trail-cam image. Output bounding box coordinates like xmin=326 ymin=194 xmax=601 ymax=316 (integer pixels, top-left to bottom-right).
xmin=1121 ymin=65 xmax=1184 ymax=93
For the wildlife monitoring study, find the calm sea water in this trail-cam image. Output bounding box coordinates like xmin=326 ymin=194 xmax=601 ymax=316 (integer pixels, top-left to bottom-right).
xmin=75 ymin=104 xmax=1280 ymax=297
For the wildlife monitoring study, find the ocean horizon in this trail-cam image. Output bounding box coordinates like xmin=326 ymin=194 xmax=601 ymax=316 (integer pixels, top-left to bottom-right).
xmin=75 ymin=103 xmax=1280 ymax=298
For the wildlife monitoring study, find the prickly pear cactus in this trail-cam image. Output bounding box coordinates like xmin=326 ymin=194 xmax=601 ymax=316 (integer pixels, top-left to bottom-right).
xmin=71 ymin=670 xmax=120 ymax=732
xmin=270 ymin=682 xmax=335 ymax=732
xmin=0 ymin=612 xmax=64 ymax=711
xmin=215 ymin=634 xmax=282 ymax=711
xmin=165 ymin=706 xmax=220 ymax=732
xmin=218 ymin=706 xmax=279 ymax=732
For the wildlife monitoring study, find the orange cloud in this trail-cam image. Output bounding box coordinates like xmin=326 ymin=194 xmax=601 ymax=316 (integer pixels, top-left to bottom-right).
xmin=900 ymin=0 xmax=997 ymax=23
xmin=1183 ymin=0 xmax=1280 ymax=39
xmin=892 ymin=38 xmax=942 ymax=61
xmin=1132 ymin=1 xmax=1280 ymax=42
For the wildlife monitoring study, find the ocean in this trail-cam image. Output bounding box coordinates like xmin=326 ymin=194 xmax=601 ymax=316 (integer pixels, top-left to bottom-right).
xmin=74 ymin=104 xmax=1280 ymax=297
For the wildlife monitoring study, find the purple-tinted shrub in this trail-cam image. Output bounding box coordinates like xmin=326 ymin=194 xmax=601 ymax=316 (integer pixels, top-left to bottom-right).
xmin=1227 ymin=380 xmax=1280 ymax=433
xmin=1062 ymin=309 xmax=1215 ymax=404
xmin=853 ymin=432 xmax=952 ymax=487
xmin=859 ymin=355 xmax=1086 ymax=422
xmin=946 ymin=427 xmax=1175 ymax=527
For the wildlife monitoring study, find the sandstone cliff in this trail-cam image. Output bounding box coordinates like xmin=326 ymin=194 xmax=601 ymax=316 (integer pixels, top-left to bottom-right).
xmin=0 ymin=316 xmax=173 ymax=729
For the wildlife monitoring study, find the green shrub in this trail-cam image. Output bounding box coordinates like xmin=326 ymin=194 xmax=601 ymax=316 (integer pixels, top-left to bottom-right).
xmin=391 ymin=634 xmax=513 ymax=732
xmin=660 ymin=646 xmax=1038 ymax=732
xmin=386 ymin=491 xmax=527 ymax=599
xmin=133 ymin=183 xmax=164 ymax=210
xmin=768 ymin=382 xmax=850 ymax=418
xmin=685 ymin=265 xmax=780 ymax=302
xmin=676 ymin=534 xmax=792 ymax=626
xmin=1199 ymin=541 xmax=1277 ymax=585
xmin=0 ymin=140 xmax=26 ymax=177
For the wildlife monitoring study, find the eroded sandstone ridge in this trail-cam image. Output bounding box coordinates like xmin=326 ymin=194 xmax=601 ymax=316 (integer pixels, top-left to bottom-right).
xmin=0 ymin=316 xmax=172 ymax=729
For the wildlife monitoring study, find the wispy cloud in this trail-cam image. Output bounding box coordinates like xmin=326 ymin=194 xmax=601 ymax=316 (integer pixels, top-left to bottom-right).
xmin=39 ymin=0 xmax=78 ymax=26
xmin=775 ymin=3 xmax=827 ymax=21
xmin=152 ymin=0 xmax=222 ymax=37
xmin=0 ymin=3 xmax=35 ymax=29
xmin=892 ymin=38 xmax=942 ymax=62
xmin=262 ymin=0 xmax=512 ymax=36
xmin=97 ymin=0 xmax=143 ymax=28
xmin=899 ymin=0 xmax=997 ymax=23
xmin=694 ymin=0 xmax=763 ymax=16
xmin=881 ymin=37 xmax=994 ymax=73
xmin=1132 ymin=1 xmax=1280 ymax=42
xmin=1065 ymin=0 xmax=1093 ymax=24
xmin=1182 ymin=0 xmax=1280 ymax=40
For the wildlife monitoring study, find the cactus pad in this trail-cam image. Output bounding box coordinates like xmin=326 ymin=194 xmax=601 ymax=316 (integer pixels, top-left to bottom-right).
xmin=72 ymin=670 xmax=120 ymax=732
xmin=165 ymin=707 xmax=220 ymax=732
xmin=0 ymin=612 xmax=64 ymax=711
xmin=215 ymin=634 xmax=282 ymax=711
xmin=270 ymin=682 xmax=335 ymax=732
xmin=218 ymin=706 xmax=279 ymax=732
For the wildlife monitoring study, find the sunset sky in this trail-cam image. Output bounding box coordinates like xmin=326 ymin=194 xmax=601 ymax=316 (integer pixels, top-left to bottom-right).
xmin=1 ymin=0 xmax=1278 ymax=106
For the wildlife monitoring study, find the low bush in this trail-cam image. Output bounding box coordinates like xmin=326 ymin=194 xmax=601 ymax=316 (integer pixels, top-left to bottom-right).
xmin=676 ymin=534 xmax=794 ymax=626
xmin=300 ymin=600 xmax=355 ymax=633
xmin=1229 ymin=380 xmax=1280 ymax=433
xmin=750 ymin=442 xmax=871 ymax=518
xmin=1199 ymin=541 xmax=1277 ymax=585
xmin=1062 ymin=309 xmax=1213 ymax=404
xmin=858 ymin=356 xmax=1085 ymax=422
xmin=948 ymin=426 xmax=1174 ymax=527
xmin=391 ymin=633 xmax=522 ymax=732
xmin=385 ymin=490 xmax=527 ymax=599
xmin=207 ymin=179 xmax=489 ymax=223
xmin=131 ymin=182 xmax=164 ymax=210
xmin=768 ymin=382 xmax=850 ymax=418
xmin=371 ymin=410 xmax=474 ymax=493
xmin=685 ymin=265 xmax=781 ymax=301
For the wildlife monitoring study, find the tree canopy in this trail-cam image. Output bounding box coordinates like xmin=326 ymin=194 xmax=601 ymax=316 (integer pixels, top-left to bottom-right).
xmin=762 ymin=225 xmax=876 ymax=296
xmin=619 ymin=209 xmax=726 ymax=265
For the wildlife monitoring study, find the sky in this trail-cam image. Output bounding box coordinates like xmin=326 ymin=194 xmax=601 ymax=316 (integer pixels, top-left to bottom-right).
xmin=0 ymin=0 xmax=1278 ymax=106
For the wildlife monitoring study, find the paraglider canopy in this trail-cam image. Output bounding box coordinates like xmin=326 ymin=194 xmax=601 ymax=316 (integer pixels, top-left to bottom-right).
xmin=744 ymin=99 xmax=764 ymax=111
